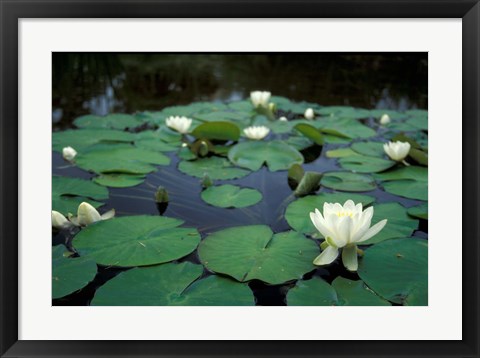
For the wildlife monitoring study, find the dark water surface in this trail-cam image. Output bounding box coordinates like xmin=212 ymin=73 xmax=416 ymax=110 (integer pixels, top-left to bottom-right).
xmin=52 ymin=53 xmax=427 ymax=306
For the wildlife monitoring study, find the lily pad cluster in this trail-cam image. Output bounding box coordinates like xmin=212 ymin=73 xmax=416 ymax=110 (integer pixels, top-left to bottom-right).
xmin=52 ymin=96 xmax=428 ymax=306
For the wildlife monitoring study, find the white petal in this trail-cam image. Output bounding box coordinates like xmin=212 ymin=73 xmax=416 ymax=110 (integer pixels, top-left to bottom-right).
xmin=343 ymin=200 xmax=355 ymax=212
xmin=358 ymin=219 xmax=388 ymax=242
xmin=334 ymin=216 xmax=352 ymax=246
xmin=101 ymin=208 xmax=116 ymax=221
xmin=77 ymin=202 xmax=102 ymax=226
xmin=342 ymin=244 xmax=358 ymax=271
xmin=310 ymin=210 xmax=333 ymax=239
xmin=313 ymin=246 xmax=339 ymax=266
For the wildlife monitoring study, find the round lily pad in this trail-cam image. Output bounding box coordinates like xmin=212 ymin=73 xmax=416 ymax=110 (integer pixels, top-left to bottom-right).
xmin=76 ymin=143 xmax=170 ymax=175
xmin=91 ymin=262 xmax=254 ymax=306
xmin=332 ymin=277 xmax=391 ymax=306
xmin=178 ymin=156 xmax=250 ymax=180
xmin=339 ymin=155 xmax=395 ymax=173
xmin=198 ymin=225 xmax=319 ymax=285
xmin=358 ymin=238 xmax=428 ymax=305
xmin=321 ymin=172 xmax=376 ymax=192
xmin=361 ymin=202 xmax=419 ymax=245
xmin=93 ymin=174 xmax=146 ymax=188
xmin=52 ymin=128 xmax=135 ymax=153
xmin=284 ymin=192 xmax=375 ymax=234
xmin=375 ymin=166 xmax=428 ymax=201
xmin=201 ymin=184 xmax=262 ymax=208
xmin=52 ymin=245 xmax=97 ymax=299
xmin=73 ymin=215 xmax=200 ymax=267
xmin=407 ymin=203 xmax=428 ymax=220
xmin=351 ymin=141 xmax=386 ymax=157
xmin=326 ymin=148 xmax=359 ymax=158
xmin=228 ymin=140 xmax=304 ymax=172
xmin=74 ymin=113 xmax=143 ymax=130
xmin=191 ymin=121 xmax=241 ymax=141
xmin=316 ymin=117 xmax=376 ymax=139
xmin=52 ymin=176 xmax=108 ymax=214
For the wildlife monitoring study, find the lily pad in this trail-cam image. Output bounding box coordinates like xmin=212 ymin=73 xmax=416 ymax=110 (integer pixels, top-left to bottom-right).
xmin=375 ymin=166 xmax=428 ymax=201
xmin=294 ymin=172 xmax=323 ymax=197
xmin=358 ymin=238 xmax=428 ymax=305
xmin=201 ymin=184 xmax=262 ymax=208
xmin=194 ymin=111 xmax=250 ymax=123
xmin=361 ymin=202 xmax=419 ymax=245
xmin=134 ymin=138 xmax=179 ymax=152
xmin=198 ymin=225 xmax=319 ymax=285
xmin=407 ymin=203 xmax=428 ymax=220
xmin=317 ymin=106 xmax=370 ymax=119
xmin=285 ymin=192 xmax=375 ymax=234
xmin=326 ymin=148 xmax=359 ymax=158
xmin=294 ymin=123 xmax=324 ymax=145
xmin=178 ymin=156 xmax=250 ymax=180
xmin=91 ymin=262 xmax=254 ymax=306
xmin=321 ymin=172 xmax=376 ymax=192
xmin=192 ymin=121 xmax=241 ymax=141
xmin=52 ymin=129 xmax=135 ymax=152
xmin=316 ymin=117 xmax=376 ymax=139
xmin=74 ymin=113 xmax=143 ymax=130
xmin=52 ymin=245 xmax=97 ymax=299
xmin=351 ymin=141 xmax=386 ymax=157
xmin=73 ymin=215 xmax=200 ymax=267
xmin=339 ymin=155 xmax=395 ymax=173
xmin=228 ymin=140 xmax=304 ymax=172
xmin=93 ymin=174 xmax=146 ymax=188
xmin=52 ymin=176 xmax=108 ymax=214
xmin=76 ymin=143 xmax=170 ymax=175
xmin=332 ymin=277 xmax=391 ymax=306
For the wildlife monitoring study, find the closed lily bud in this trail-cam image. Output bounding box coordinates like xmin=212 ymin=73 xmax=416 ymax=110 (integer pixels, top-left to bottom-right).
xmin=77 ymin=202 xmax=102 ymax=226
xmin=165 ymin=116 xmax=192 ymax=134
xmin=62 ymin=146 xmax=77 ymax=161
xmin=268 ymin=102 xmax=276 ymax=112
xmin=51 ymin=210 xmax=70 ymax=230
xmin=279 ymin=116 xmax=288 ymax=122
xmin=383 ymin=141 xmax=411 ymax=161
xmin=250 ymin=91 xmax=271 ymax=108
xmin=380 ymin=114 xmax=391 ymax=125
xmin=198 ymin=140 xmax=209 ymax=157
xmin=304 ymin=108 xmax=315 ymax=120
xmin=155 ymin=186 xmax=169 ymax=203
xmin=201 ymin=173 xmax=213 ymax=188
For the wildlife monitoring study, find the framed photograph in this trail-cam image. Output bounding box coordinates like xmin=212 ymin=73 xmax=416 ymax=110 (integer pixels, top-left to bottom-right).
xmin=1 ymin=1 xmax=478 ymax=357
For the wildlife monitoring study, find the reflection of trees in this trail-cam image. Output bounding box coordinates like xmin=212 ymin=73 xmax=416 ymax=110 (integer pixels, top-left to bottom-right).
xmin=52 ymin=53 xmax=427 ymax=127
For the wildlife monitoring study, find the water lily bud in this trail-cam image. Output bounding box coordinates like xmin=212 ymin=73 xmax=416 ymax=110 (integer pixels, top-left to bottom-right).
xmin=62 ymin=146 xmax=77 ymax=161
xmin=279 ymin=116 xmax=288 ymax=122
xmin=250 ymin=91 xmax=271 ymax=108
xmin=243 ymin=125 xmax=270 ymax=140
xmin=198 ymin=140 xmax=209 ymax=157
xmin=52 ymin=210 xmax=70 ymax=230
xmin=304 ymin=108 xmax=315 ymax=120
xmin=165 ymin=116 xmax=192 ymax=134
xmin=380 ymin=114 xmax=391 ymax=125
xmin=268 ymin=102 xmax=276 ymax=112
xmin=77 ymin=202 xmax=102 ymax=226
xmin=383 ymin=141 xmax=411 ymax=161
xmin=155 ymin=186 xmax=169 ymax=203
xmin=201 ymin=173 xmax=213 ymax=188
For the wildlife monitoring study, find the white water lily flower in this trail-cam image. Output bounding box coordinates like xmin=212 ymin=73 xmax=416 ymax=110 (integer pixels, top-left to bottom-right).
xmin=51 ymin=210 xmax=71 ymax=230
xmin=250 ymin=91 xmax=271 ymax=108
xmin=165 ymin=116 xmax=192 ymax=134
xmin=383 ymin=141 xmax=411 ymax=161
xmin=71 ymin=202 xmax=115 ymax=227
xmin=62 ymin=146 xmax=77 ymax=161
xmin=310 ymin=200 xmax=387 ymax=271
xmin=279 ymin=116 xmax=288 ymax=122
xmin=304 ymin=108 xmax=315 ymax=120
xmin=243 ymin=125 xmax=270 ymax=140
xmin=379 ymin=113 xmax=391 ymax=125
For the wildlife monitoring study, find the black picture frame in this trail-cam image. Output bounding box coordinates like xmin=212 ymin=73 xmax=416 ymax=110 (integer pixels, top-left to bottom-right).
xmin=1 ymin=1 xmax=479 ymax=357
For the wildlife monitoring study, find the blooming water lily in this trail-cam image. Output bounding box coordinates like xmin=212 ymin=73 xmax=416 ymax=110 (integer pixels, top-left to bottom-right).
xmin=62 ymin=146 xmax=77 ymax=161
xmin=383 ymin=141 xmax=411 ymax=162
xmin=250 ymin=91 xmax=271 ymax=108
xmin=165 ymin=116 xmax=192 ymax=134
xmin=62 ymin=202 xmax=116 ymax=227
xmin=379 ymin=113 xmax=391 ymax=125
xmin=310 ymin=200 xmax=387 ymax=271
xmin=243 ymin=125 xmax=270 ymax=140
xmin=304 ymin=108 xmax=315 ymax=120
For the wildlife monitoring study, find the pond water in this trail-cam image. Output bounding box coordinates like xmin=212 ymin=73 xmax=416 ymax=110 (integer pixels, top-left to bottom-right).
xmin=52 ymin=53 xmax=428 ymax=306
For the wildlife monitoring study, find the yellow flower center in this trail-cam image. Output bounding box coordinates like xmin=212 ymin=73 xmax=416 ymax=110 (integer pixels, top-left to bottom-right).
xmin=336 ymin=211 xmax=354 ymax=218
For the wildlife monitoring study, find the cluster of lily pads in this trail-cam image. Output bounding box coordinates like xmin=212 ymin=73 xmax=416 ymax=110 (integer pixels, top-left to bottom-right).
xmin=52 ymin=90 xmax=428 ymax=306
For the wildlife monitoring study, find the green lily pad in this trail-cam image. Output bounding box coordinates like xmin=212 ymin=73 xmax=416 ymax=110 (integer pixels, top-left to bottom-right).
xmin=285 ymin=136 xmax=314 ymax=150
xmin=294 ymin=172 xmax=323 ymax=197
xmin=294 ymin=123 xmax=324 ymax=145
xmin=178 ymin=156 xmax=250 ymax=180
xmin=52 ymin=245 xmax=97 ymax=299
xmin=375 ymin=166 xmax=428 ymax=201
xmin=91 ymin=262 xmax=254 ymax=306
xmin=74 ymin=113 xmax=143 ymax=130
xmin=321 ymin=172 xmax=376 ymax=192
xmin=287 ymin=277 xmax=390 ymax=306
xmin=406 ymin=114 xmax=428 ymax=130
xmin=135 ymin=128 xmax=182 ymax=144
xmin=407 ymin=203 xmax=428 ymax=220
xmin=52 ymin=176 xmax=108 ymax=214
xmin=228 ymin=140 xmax=304 ymax=172
xmin=286 ymin=277 xmax=338 ymax=306
xmin=351 ymin=141 xmax=386 ymax=157
xmin=369 ymin=109 xmax=408 ymax=121
xmin=358 ymin=238 xmax=428 ymax=305
xmin=316 ymin=118 xmax=376 ymax=139
xmin=53 ymin=129 xmax=135 ymax=152
xmin=76 ymin=143 xmax=170 ymax=175
xmin=317 ymin=106 xmax=370 ymax=119
xmin=361 ymin=202 xmax=419 ymax=245
xmin=326 ymin=148 xmax=359 ymax=158
xmin=201 ymin=184 xmax=262 ymax=208
xmin=73 ymin=215 xmax=200 ymax=267
xmin=93 ymin=174 xmax=146 ymax=188
xmin=134 ymin=138 xmax=179 ymax=152
xmin=339 ymin=155 xmax=395 ymax=173
xmin=198 ymin=225 xmax=319 ymax=285
xmin=194 ymin=111 xmax=250 ymax=123
xmin=192 ymin=121 xmax=241 ymax=141
xmin=284 ymin=192 xmax=375 ymax=235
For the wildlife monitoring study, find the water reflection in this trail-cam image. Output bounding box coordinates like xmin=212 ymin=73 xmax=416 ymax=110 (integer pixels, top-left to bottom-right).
xmin=53 ymin=53 xmax=427 ymax=128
